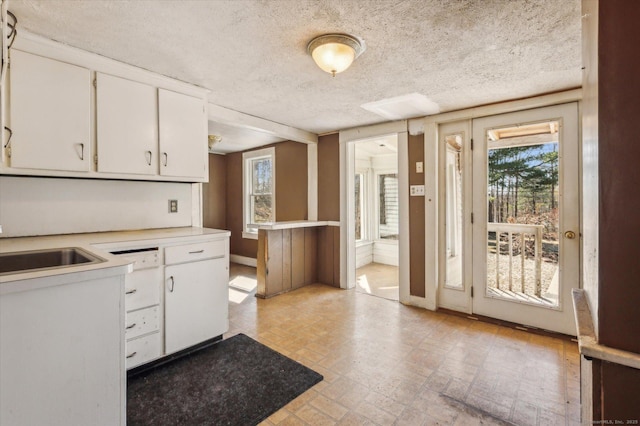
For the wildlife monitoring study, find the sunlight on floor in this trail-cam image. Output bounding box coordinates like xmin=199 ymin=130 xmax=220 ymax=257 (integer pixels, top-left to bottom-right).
xmin=229 ymin=287 xmax=252 ymax=304
xmin=229 ymin=275 xmax=257 ymax=293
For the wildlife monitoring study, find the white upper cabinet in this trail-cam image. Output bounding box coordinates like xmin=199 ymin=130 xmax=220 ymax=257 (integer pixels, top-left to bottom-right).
xmin=9 ymin=50 xmax=91 ymax=172
xmin=96 ymin=73 xmax=158 ymax=175
xmin=158 ymin=89 xmax=207 ymax=180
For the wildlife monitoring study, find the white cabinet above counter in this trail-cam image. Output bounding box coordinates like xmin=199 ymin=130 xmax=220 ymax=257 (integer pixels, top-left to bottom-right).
xmin=1 ymin=32 xmax=209 ymax=183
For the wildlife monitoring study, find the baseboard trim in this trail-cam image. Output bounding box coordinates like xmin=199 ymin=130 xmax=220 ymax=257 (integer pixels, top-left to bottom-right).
xmin=230 ymin=254 xmax=257 ymax=267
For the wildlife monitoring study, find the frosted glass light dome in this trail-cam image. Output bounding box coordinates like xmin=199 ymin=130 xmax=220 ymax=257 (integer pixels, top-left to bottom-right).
xmin=307 ymin=34 xmax=365 ymax=77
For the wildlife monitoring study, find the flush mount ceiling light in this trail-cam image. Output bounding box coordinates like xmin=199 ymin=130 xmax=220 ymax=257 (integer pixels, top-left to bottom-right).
xmin=307 ymin=33 xmax=365 ymax=77
xmin=208 ymin=134 xmax=222 ymax=152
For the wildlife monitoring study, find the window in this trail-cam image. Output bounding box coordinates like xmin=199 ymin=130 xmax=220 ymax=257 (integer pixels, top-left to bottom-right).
xmin=243 ymin=147 xmax=275 ymax=239
xmin=378 ymin=173 xmax=398 ymax=240
xmin=355 ymin=173 xmax=364 ymax=241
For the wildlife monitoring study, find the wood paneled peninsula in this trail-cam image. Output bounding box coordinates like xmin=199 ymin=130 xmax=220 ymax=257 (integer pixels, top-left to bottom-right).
xmin=252 ymin=221 xmax=340 ymax=298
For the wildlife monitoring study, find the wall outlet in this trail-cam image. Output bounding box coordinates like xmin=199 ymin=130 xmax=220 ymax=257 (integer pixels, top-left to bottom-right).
xmin=410 ymin=185 xmax=425 ymax=196
xmin=169 ymin=199 xmax=178 ymax=213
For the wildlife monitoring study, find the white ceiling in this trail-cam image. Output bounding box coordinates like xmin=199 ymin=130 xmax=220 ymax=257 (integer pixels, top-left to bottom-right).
xmin=7 ymin=0 xmax=582 ymax=152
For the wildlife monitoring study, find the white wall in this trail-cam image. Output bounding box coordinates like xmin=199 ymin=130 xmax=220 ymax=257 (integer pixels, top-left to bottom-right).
xmin=355 ymin=241 xmax=373 ymax=268
xmin=0 ymin=176 xmax=194 ymax=237
xmin=373 ymin=240 xmax=399 ymax=266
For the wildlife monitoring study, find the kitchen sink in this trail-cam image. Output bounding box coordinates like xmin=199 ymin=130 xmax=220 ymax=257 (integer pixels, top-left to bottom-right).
xmin=0 ymin=247 xmax=105 ymax=276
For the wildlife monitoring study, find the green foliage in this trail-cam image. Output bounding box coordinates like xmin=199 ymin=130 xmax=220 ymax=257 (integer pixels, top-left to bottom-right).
xmin=488 ymin=143 xmax=558 ymax=227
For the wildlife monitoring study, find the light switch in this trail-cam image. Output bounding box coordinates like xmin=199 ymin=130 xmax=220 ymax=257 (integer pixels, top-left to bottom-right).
xmin=416 ymin=162 xmax=423 ymax=173
xmin=410 ymin=185 xmax=425 ymax=196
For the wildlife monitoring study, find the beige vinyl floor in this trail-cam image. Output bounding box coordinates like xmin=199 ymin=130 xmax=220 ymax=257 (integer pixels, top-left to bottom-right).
xmin=356 ymin=262 xmax=399 ymax=302
xmin=227 ymin=263 xmax=580 ymax=425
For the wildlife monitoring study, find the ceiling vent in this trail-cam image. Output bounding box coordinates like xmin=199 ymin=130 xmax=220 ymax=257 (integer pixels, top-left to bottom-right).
xmin=361 ymin=93 xmax=440 ymax=121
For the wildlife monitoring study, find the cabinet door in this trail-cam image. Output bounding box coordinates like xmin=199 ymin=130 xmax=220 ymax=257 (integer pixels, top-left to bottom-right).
xmin=96 ymin=73 xmax=158 ymax=175
xmin=9 ymin=50 xmax=91 ymax=172
xmin=165 ymin=257 xmax=228 ymax=354
xmin=158 ymin=88 xmax=207 ymax=180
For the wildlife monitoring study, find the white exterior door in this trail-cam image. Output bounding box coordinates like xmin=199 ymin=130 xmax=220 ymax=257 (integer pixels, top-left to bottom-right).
xmin=471 ymin=103 xmax=580 ymax=335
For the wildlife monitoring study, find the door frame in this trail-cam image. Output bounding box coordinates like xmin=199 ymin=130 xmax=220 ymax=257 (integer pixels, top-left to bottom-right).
xmin=339 ymin=121 xmax=410 ymax=304
xmin=471 ymin=102 xmax=580 ymax=335
xmin=409 ymin=89 xmax=582 ymax=314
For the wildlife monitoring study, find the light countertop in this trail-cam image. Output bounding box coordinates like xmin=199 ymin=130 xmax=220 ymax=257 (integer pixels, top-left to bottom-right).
xmin=249 ymin=220 xmax=340 ymax=230
xmin=0 ymin=227 xmax=230 ymax=289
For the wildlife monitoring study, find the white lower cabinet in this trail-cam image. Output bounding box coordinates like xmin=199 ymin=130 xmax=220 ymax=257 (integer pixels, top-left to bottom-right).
xmin=165 ymin=256 xmax=229 ymax=354
xmin=126 ymin=331 xmax=162 ymax=370
xmin=111 ymin=234 xmax=229 ymax=370
xmin=0 ymin=274 xmax=125 ymax=426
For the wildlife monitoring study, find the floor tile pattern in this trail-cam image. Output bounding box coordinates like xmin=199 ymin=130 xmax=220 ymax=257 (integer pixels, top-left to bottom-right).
xmin=227 ymin=264 xmax=580 ymax=425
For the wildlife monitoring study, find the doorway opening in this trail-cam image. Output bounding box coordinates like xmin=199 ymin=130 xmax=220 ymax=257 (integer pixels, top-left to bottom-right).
xmin=354 ymin=135 xmax=399 ymax=301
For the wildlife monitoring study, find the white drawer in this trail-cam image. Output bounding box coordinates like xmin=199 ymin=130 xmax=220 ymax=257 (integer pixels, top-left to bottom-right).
xmin=165 ymin=239 xmax=226 ymax=265
xmin=110 ymin=248 xmax=159 ymax=271
xmin=125 ymin=268 xmax=161 ymax=312
xmin=125 ymin=306 xmax=160 ymax=339
xmin=125 ymin=332 xmax=162 ymax=369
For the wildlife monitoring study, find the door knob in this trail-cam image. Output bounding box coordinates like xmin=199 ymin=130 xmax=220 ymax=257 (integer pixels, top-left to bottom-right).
xmin=564 ymin=231 xmax=576 ymax=239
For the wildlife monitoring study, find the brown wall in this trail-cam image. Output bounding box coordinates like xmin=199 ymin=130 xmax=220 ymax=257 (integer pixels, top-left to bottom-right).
xmin=408 ymin=134 xmax=426 ymax=297
xmin=587 ymin=0 xmax=640 ymax=420
xmin=226 ymin=141 xmax=308 ymax=259
xmin=317 ymin=133 xmax=340 ymax=221
xmin=597 ymin=0 xmax=640 ymax=355
xmin=203 ymin=154 xmax=227 ymax=230
xmin=275 ymin=141 xmax=308 ymax=221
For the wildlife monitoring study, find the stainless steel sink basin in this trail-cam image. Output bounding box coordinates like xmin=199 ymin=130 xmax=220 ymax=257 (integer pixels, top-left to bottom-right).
xmin=0 ymin=247 xmax=105 ymax=276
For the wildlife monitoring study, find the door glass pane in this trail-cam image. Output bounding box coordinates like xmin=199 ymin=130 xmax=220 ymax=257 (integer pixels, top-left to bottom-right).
xmin=486 ymin=121 xmax=560 ymax=307
xmin=355 ymin=173 xmax=362 ymax=241
xmin=445 ymin=134 xmax=464 ymax=289
xmin=378 ymin=173 xmax=398 ymax=240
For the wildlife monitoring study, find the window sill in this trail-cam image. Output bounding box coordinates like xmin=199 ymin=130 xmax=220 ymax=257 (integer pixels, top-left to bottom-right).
xmin=242 ymin=231 xmax=258 ymax=240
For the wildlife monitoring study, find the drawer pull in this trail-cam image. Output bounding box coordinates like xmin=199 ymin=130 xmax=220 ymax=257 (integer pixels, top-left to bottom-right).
xmin=125 ymin=323 xmax=137 ymax=330
xmin=126 ymin=351 xmax=137 ymax=359
xmin=125 ymin=289 xmax=137 ymax=295
xmin=189 ymin=249 xmax=204 ymax=254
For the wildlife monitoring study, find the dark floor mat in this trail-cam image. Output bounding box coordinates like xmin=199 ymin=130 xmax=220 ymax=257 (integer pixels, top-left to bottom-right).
xmin=127 ymin=333 xmax=323 ymax=425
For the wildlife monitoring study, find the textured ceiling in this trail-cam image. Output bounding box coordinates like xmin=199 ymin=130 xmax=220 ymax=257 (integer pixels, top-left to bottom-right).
xmin=7 ymin=0 xmax=582 ymax=137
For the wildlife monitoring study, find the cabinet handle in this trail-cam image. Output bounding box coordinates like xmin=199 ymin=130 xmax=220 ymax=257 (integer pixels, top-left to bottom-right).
xmin=162 ymin=152 xmax=168 ymax=167
xmin=146 ymin=150 xmax=152 ymax=166
xmin=168 ymin=275 xmax=175 ymax=292
xmin=126 ymin=351 xmax=137 ymax=359
xmin=189 ymin=249 xmax=204 ymax=254
xmin=125 ymin=289 xmax=137 ymax=295
xmin=125 ymin=323 xmax=137 ymax=330
xmin=79 ymin=143 xmax=85 ymax=161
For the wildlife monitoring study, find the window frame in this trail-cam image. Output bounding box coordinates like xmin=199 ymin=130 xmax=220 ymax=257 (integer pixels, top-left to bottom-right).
xmin=374 ymin=169 xmax=399 ymax=242
xmin=242 ymin=147 xmax=276 ymax=239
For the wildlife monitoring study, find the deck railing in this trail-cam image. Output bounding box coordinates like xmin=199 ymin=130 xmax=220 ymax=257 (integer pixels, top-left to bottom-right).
xmin=487 ymin=222 xmax=544 ymax=296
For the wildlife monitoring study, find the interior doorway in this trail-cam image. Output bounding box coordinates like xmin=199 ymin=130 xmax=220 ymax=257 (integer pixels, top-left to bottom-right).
xmin=353 ymin=136 xmax=399 ymax=301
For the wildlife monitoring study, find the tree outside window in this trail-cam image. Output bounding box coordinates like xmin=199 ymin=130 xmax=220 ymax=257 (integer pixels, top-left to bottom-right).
xmin=243 ymin=147 xmax=275 ymax=238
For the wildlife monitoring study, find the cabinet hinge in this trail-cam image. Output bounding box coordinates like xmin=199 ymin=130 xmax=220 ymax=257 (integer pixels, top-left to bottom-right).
xmin=471 ymin=213 xmax=474 ymax=224
xmin=471 ymin=138 xmax=474 ymax=150
xmin=471 ymin=286 xmax=474 ymax=298
xmin=94 ymin=155 xmax=98 ymax=165
xmin=93 ymin=78 xmax=97 ymax=88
